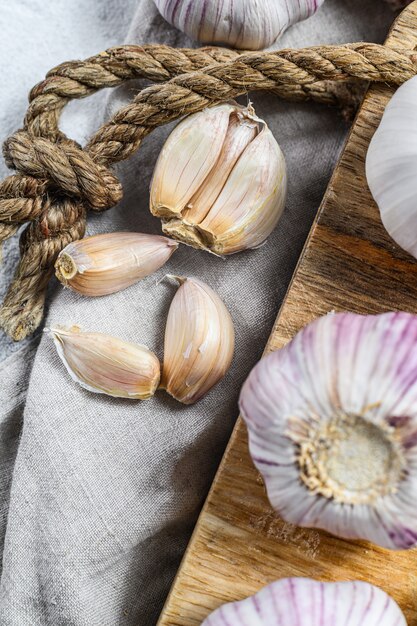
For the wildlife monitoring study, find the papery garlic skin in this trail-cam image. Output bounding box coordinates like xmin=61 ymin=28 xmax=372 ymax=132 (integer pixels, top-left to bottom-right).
xmin=150 ymin=103 xmax=287 ymax=256
xmin=55 ymin=232 xmax=178 ymax=296
xmin=153 ymin=0 xmax=325 ymax=50
xmin=202 ymin=578 xmax=406 ymax=625
xmin=48 ymin=326 xmax=160 ymax=399
xmin=240 ymin=312 xmax=417 ymax=550
xmin=161 ymin=276 xmax=234 ymax=404
xmin=366 ymin=76 xmax=417 ymax=260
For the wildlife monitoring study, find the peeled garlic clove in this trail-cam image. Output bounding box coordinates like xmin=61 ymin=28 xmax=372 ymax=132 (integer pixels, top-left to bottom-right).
xmin=153 ymin=0 xmax=325 ymax=50
xmin=161 ymin=276 xmax=234 ymax=404
xmin=202 ymin=578 xmax=406 ymax=625
xmin=240 ymin=311 xmax=417 ymax=550
xmin=55 ymin=232 xmax=178 ymax=296
xmin=48 ymin=326 xmax=160 ymax=399
xmin=366 ymin=76 xmax=417 ymax=260
xmin=150 ymin=103 xmax=287 ymax=255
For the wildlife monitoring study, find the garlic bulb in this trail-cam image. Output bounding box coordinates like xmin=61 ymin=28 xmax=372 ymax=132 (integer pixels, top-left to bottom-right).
xmin=161 ymin=276 xmax=234 ymax=404
xmin=366 ymin=76 xmax=417 ymax=260
xmin=202 ymin=578 xmax=406 ymax=625
xmin=240 ymin=311 xmax=417 ymax=550
xmin=48 ymin=326 xmax=160 ymax=399
xmin=153 ymin=0 xmax=325 ymax=50
xmin=55 ymin=232 xmax=178 ymax=296
xmin=150 ymin=103 xmax=287 ymax=256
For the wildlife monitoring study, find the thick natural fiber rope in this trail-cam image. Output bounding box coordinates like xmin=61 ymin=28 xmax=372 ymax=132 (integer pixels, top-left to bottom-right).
xmin=1 ymin=42 xmax=417 ymax=341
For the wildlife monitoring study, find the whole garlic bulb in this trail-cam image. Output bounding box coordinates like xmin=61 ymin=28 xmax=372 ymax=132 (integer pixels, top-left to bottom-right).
xmin=202 ymin=578 xmax=406 ymax=625
xmin=366 ymin=76 xmax=417 ymax=260
xmin=153 ymin=0 xmax=325 ymax=50
xmin=240 ymin=311 xmax=417 ymax=550
xmin=150 ymin=103 xmax=287 ymax=255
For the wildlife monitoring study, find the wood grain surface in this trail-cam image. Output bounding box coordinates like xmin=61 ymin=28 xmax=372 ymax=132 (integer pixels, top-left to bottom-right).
xmin=157 ymin=3 xmax=417 ymax=625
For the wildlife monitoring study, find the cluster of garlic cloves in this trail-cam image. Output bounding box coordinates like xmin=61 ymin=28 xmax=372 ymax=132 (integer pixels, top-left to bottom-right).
xmin=153 ymin=0 xmax=326 ymax=50
xmin=150 ymin=103 xmax=287 ymax=255
xmin=240 ymin=311 xmax=417 ymax=550
xmin=55 ymin=232 xmax=178 ymax=296
xmin=49 ymin=277 xmax=234 ymax=404
xmin=202 ymin=578 xmax=406 ymax=625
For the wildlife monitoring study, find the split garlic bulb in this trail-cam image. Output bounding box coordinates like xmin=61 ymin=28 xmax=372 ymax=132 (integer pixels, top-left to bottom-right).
xmin=202 ymin=578 xmax=406 ymax=625
xmin=366 ymin=76 xmax=417 ymax=260
xmin=48 ymin=326 xmax=160 ymax=399
xmin=55 ymin=232 xmax=178 ymax=296
xmin=240 ymin=311 xmax=417 ymax=550
xmin=150 ymin=103 xmax=286 ymax=255
xmin=161 ymin=276 xmax=235 ymax=404
xmin=153 ymin=0 xmax=325 ymax=50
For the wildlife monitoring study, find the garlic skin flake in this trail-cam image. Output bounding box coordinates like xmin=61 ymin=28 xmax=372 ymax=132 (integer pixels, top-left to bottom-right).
xmin=202 ymin=578 xmax=406 ymax=625
xmin=55 ymin=232 xmax=178 ymax=296
xmin=161 ymin=276 xmax=234 ymax=405
xmin=49 ymin=326 xmax=160 ymax=399
xmin=150 ymin=103 xmax=287 ymax=256
xmin=153 ymin=0 xmax=325 ymax=50
xmin=366 ymin=76 xmax=417 ymax=260
xmin=240 ymin=312 xmax=417 ymax=550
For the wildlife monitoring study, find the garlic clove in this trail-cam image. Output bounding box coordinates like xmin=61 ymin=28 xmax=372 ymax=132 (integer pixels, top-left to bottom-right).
xmin=161 ymin=276 xmax=234 ymax=405
xmin=196 ymin=126 xmax=287 ymax=255
xmin=240 ymin=311 xmax=417 ymax=550
xmin=48 ymin=326 xmax=160 ymax=399
xmin=202 ymin=578 xmax=406 ymax=625
xmin=182 ymin=112 xmax=258 ymax=225
xmin=366 ymin=76 xmax=417 ymax=260
xmin=153 ymin=0 xmax=326 ymax=51
xmin=151 ymin=103 xmax=287 ymax=255
xmin=55 ymin=232 xmax=178 ymax=296
xmin=150 ymin=105 xmax=233 ymax=219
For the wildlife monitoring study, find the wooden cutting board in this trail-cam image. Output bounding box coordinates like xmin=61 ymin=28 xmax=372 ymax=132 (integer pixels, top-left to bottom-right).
xmin=158 ymin=3 xmax=417 ymax=625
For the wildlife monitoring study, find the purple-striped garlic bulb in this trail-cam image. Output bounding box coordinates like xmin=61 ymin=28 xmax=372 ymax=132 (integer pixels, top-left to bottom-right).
xmin=240 ymin=311 xmax=417 ymax=550
xmin=202 ymin=578 xmax=406 ymax=625
xmin=152 ymin=0 xmax=326 ymax=51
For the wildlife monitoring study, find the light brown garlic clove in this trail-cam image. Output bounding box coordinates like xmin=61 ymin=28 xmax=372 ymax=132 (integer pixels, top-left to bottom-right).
xmin=55 ymin=232 xmax=178 ymax=296
xmin=161 ymin=276 xmax=235 ymax=404
xmin=150 ymin=103 xmax=287 ymax=256
xmin=48 ymin=326 xmax=160 ymax=399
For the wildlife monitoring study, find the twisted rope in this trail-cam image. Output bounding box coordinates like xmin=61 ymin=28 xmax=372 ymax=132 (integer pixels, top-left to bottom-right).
xmin=1 ymin=43 xmax=416 ymax=340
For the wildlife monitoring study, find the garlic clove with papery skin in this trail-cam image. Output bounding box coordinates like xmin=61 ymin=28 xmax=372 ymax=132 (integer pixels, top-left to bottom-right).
xmin=161 ymin=276 xmax=235 ymax=405
xmin=48 ymin=326 xmax=160 ymax=399
xmin=55 ymin=232 xmax=178 ymax=296
xmin=150 ymin=103 xmax=287 ymax=256
xmin=366 ymin=76 xmax=417 ymax=260
xmin=240 ymin=311 xmax=417 ymax=550
xmin=202 ymin=578 xmax=406 ymax=625
xmin=153 ymin=0 xmax=326 ymax=51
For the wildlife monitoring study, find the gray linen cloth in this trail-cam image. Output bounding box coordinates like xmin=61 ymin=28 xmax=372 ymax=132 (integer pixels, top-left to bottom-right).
xmin=0 ymin=1 xmax=393 ymax=624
